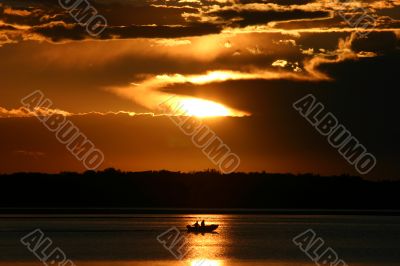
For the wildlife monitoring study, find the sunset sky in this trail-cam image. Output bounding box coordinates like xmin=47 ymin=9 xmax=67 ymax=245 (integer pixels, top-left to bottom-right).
xmin=0 ymin=0 xmax=399 ymax=179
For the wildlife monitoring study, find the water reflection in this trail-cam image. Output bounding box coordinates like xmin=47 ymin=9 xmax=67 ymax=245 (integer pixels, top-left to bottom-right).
xmin=190 ymin=259 xmax=224 ymax=266
xmin=182 ymin=214 xmax=231 ymax=265
xmin=1 ymin=214 xmax=399 ymax=266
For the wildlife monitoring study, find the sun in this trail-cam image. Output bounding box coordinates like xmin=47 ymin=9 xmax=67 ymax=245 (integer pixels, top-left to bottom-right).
xmin=178 ymin=98 xmax=231 ymax=117
xmin=190 ymin=259 xmax=222 ymax=266
xmin=161 ymin=95 xmax=250 ymax=117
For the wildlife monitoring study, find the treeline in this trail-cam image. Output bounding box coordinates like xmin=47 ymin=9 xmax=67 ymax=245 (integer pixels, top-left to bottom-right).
xmin=0 ymin=169 xmax=399 ymax=212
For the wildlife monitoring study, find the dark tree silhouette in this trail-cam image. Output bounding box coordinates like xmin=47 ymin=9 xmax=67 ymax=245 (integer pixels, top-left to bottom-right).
xmin=0 ymin=169 xmax=399 ymax=214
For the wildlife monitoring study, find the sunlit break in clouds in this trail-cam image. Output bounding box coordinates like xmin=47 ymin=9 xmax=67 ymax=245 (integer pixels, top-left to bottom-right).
xmin=166 ymin=96 xmax=249 ymax=117
xmin=178 ymin=98 xmax=232 ymax=117
xmin=110 ymin=70 xmax=253 ymax=117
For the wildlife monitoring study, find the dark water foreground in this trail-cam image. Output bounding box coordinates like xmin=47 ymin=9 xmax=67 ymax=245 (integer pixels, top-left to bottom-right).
xmin=0 ymin=214 xmax=399 ymax=266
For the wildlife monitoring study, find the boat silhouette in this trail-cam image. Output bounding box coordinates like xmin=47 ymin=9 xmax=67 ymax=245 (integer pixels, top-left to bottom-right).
xmin=186 ymin=224 xmax=219 ymax=233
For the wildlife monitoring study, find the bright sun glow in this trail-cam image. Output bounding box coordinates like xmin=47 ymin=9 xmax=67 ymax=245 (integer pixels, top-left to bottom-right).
xmin=179 ymin=98 xmax=231 ymax=117
xmin=187 ymin=71 xmax=234 ymax=84
xmin=191 ymin=259 xmax=222 ymax=266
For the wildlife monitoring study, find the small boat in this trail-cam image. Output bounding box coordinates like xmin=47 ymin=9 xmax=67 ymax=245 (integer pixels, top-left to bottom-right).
xmin=186 ymin=224 xmax=219 ymax=233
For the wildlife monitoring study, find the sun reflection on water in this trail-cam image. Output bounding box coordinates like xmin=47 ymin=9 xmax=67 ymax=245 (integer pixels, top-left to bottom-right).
xmin=181 ymin=215 xmax=232 ymax=266
xmin=190 ymin=259 xmax=224 ymax=266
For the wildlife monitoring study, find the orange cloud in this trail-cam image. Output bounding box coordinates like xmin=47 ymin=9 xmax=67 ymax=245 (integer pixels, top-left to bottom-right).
xmin=4 ymin=7 xmax=32 ymax=16
xmin=0 ymin=106 xmax=143 ymax=119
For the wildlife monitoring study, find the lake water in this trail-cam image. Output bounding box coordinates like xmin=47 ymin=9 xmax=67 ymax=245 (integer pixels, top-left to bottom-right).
xmin=0 ymin=214 xmax=399 ymax=266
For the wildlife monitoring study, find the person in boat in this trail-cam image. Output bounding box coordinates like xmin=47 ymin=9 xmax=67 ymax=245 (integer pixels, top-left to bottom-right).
xmin=194 ymin=221 xmax=199 ymax=228
xmin=201 ymin=220 xmax=205 ymax=227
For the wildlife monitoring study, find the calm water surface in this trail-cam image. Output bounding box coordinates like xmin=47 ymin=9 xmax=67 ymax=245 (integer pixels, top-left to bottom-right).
xmin=0 ymin=214 xmax=399 ymax=266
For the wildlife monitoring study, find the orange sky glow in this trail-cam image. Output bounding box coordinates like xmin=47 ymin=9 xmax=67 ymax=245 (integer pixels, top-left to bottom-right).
xmin=0 ymin=0 xmax=399 ymax=179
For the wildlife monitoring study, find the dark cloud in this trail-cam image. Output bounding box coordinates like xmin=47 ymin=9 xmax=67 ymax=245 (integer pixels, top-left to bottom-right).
xmin=32 ymin=23 xmax=221 ymax=42
xmin=0 ymin=24 xmax=18 ymax=31
xmin=96 ymin=3 xmax=198 ymax=26
xmin=233 ymin=0 xmax=318 ymax=6
xmin=208 ymin=9 xmax=330 ymax=27
xmin=351 ymin=31 xmax=399 ymax=53
xmin=377 ymin=5 xmax=400 ymax=20
xmin=100 ymin=24 xmax=222 ymax=39
xmin=1 ymin=0 xmax=400 ymax=43
xmin=0 ymin=0 xmax=220 ymax=42
xmin=1 ymin=1 xmax=198 ymax=27
xmin=0 ymin=3 xmax=62 ymax=27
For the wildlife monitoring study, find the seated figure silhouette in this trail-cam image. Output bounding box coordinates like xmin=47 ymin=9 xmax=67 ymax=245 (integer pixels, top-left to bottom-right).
xmin=194 ymin=221 xmax=199 ymax=228
xmin=201 ymin=220 xmax=205 ymax=227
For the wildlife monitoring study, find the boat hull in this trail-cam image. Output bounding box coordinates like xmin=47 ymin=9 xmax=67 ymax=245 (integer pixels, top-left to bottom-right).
xmin=186 ymin=224 xmax=219 ymax=233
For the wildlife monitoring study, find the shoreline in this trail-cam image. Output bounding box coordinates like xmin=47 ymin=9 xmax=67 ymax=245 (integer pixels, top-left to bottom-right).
xmin=1 ymin=208 xmax=400 ymax=217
